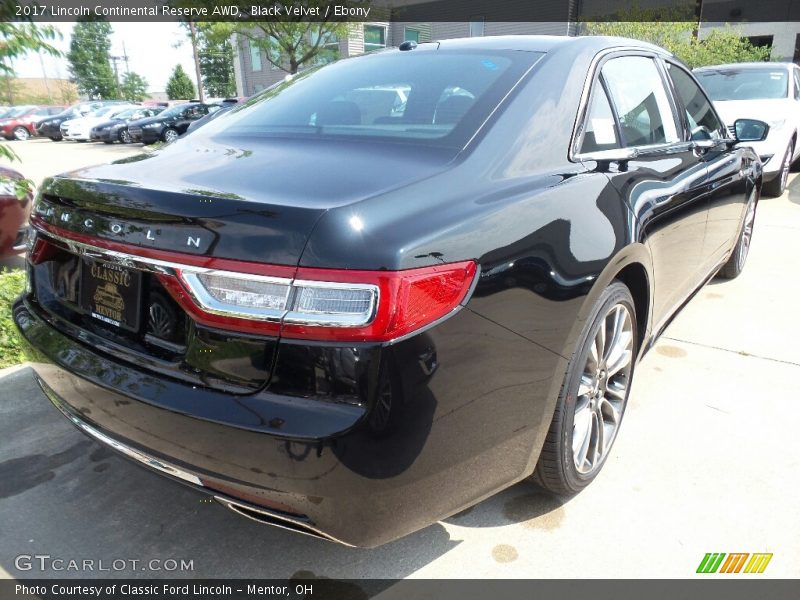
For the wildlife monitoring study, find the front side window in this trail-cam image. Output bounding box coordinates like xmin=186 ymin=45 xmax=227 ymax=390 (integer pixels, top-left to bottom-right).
xmin=363 ymin=25 xmax=386 ymax=53
xmin=666 ymin=63 xmax=724 ymax=141
xmin=601 ymin=56 xmax=679 ymax=147
xmin=207 ymin=49 xmax=543 ymax=149
xmin=579 ymin=85 xmax=621 ymax=153
xmin=249 ymin=40 xmax=262 ymax=71
xmin=695 ymin=68 xmax=789 ymax=101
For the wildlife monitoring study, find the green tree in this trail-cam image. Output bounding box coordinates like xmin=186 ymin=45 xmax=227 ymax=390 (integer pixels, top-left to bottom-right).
xmin=120 ymin=71 xmax=149 ymax=102
xmin=197 ymin=24 xmax=236 ymax=97
xmin=230 ymin=19 xmax=349 ymax=74
xmin=67 ymin=20 xmax=119 ymax=99
xmin=581 ymin=6 xmax=771 ymax=68
xmin=0 ymin=5 xmax=61 ymax=196
xmin=166 ymin=64 xmax=196 ymax=99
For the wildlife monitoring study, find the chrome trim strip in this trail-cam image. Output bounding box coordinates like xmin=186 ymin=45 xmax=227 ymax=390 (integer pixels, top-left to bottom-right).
xmin=568 ymin=46 xmax=669 ymax=162
xmin=33 ymin=226 xmax=199 ymax=276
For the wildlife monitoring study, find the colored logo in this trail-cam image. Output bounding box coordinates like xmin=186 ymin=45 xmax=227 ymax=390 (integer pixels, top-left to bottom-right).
xmin=697 ymin=552 xmax=773 ymax=574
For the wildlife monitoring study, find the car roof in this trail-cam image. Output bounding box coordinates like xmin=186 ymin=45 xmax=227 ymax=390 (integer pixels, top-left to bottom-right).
xmin=424 ymin=35 xmax=671 ymax=56
xmin=695 ymin=62 xmax=796 ymax=72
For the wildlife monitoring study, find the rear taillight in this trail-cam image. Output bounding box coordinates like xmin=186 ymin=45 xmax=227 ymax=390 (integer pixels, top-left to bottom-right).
xmin=282 ymin=262 xmax=477 ymax=342
xmin=29 ymin=220 xmax=477 ymax=343
xmin=172 ymin=261 xmax=477 ymax=342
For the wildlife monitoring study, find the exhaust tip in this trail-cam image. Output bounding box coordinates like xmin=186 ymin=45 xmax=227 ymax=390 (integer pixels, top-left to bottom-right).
xmin=214 ymin=497 xmax=351 ymax=546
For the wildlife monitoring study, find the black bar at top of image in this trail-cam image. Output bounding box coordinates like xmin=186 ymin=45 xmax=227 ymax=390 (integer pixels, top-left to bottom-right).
xmin=5 ymin=0 xmax=800 ymax=23
xmin=3 ymin=579 xmax=800 ymax=600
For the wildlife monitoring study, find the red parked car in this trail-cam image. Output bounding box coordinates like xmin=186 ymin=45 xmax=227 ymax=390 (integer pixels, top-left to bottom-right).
xmin=0 ymin=105 xmax=66 ymax=140
xmin=0 ymin=168 xmax=32 ymax=257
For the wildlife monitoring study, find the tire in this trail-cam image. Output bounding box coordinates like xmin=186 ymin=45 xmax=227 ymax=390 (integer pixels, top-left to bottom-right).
xmin=717 ymin=191 xmax=757 ymax=280
xmin=49 ymin=136 xmax=62 ymax=141
xmin=162 ymin=128 xmax=179 ymax=143
xmin=119 ymin=128 xmax=132 ymax=144
xmin=533 ymin=281 xmax=637 ymax=495
xmin=763 ymin=141 xmax=793 ymax=197
xmin=12 ymin=127 xmax=30 ymax=141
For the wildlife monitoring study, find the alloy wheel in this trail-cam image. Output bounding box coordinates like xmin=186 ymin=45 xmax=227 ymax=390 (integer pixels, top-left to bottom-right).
xmin=120 ymin=129 xmax=132 ymax=143
xmin=164 ymin=129 xmax=178 ymax=143
xmin=780 ymin=144 xmax=792 ymax=193
xmin=13 ymin=127 xmax=30 ymax=141
xmin=572 ymin=303 xmax=634 ymax=475
xmin=738 ymin=196 xmax=756 ymax=266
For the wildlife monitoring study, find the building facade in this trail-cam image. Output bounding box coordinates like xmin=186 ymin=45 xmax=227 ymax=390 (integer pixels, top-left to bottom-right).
xmin=231 ymin=5 xmax=800 ymax=97
xmin=232 ymin=21 xmax=571 ymax=97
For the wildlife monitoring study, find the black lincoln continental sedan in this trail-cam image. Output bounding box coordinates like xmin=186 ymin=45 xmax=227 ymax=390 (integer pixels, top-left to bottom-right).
xmin=14 ymin=36 xmax=766 ymax=547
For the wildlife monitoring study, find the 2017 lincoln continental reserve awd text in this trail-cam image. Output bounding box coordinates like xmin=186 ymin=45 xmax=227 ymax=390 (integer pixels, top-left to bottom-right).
xmin=14 ymin=36 xmax=766 ymax=547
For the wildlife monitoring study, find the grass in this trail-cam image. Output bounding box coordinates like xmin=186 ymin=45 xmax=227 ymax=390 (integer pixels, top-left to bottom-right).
xmin=0 ymin=268 xmax=44 ymax=368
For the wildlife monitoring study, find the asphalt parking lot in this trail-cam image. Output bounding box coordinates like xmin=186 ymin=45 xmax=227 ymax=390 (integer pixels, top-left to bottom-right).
xmin=0 ymin=139 xmax=798 ymax=581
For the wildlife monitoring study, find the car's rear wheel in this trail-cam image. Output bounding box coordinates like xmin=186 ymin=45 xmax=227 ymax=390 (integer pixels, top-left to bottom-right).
xmin=764 ymin=141 xmax=793 ymax=197
xmin=717 ymin=191 xmax=757 ymax=280
xmin=12 ymin=127 xmax=30 ymax=141
xmin=119 ymin=128 xmax=132 ymax=144
xmin=163 ymin=128 xmax=179 ymax=143
xmin=49 ymin=135 xmax=62 ymax=141
xmin=533 ymin=281 xmax=637 ymax=495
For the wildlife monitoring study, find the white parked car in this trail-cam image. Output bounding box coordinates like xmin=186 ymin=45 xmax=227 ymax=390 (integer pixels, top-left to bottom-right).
xmin=695 ymin=62 xmax=800 ymax=197
xmin=60 ymin=104 xmax=139 ymax=142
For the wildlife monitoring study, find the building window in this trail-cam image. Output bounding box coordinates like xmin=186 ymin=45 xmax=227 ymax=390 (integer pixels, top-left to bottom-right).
xmin=469 ymin=18 xmax=485 ymax=37
xmin=249 ymin=40 xmax=262 ymax=71
xmin=310 ymin=28 xmax=339 ymax=66
xmin=364 ymin=25 xmax=386 ymax=53
xmin=404 ymin=28 xmax=420 ymax=43
xmin=747 ymin=35 xmax=773 ymax=53
xmin=267 ymin=41 xmax=281 ymax=70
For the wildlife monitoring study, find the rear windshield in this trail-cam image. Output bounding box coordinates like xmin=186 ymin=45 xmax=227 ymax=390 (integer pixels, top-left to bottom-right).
xmin=207 ymin=49 xmax=543 ymax=148
xmin=696 ymin=68 xmax=789 ymax=101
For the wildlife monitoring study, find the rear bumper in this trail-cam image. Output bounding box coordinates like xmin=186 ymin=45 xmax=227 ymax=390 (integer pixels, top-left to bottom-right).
xmin=39 ymin=379 xmax=345 ymax=543
xmin=14 ymin=293 xmax=563 ymax=546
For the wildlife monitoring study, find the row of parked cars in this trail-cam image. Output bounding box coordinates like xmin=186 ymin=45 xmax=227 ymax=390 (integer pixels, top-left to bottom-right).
xmin=0 ymin=98 xmax=241 ymax=256
xmin=0 ymin=98 xmax=241 ymax=146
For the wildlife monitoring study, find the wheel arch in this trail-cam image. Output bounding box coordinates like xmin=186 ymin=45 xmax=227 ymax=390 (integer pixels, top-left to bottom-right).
xmin=562 ymin=243 xmax=654 ymax=362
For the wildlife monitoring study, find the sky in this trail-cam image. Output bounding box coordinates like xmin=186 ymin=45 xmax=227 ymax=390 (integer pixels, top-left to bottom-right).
xmin=11 ymin=22 xmax=200 ymax=93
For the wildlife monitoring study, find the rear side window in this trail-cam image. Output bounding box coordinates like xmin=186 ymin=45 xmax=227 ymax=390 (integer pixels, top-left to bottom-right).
xmin=666 ymin=63 xmax=724 ymax=141
xmin=601 ymin=56 xmax=679 ymax=147
xmin=579 ymin=86 xmax=621 ymax=153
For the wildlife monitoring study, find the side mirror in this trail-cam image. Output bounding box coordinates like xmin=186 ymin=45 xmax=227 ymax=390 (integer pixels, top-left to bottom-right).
xmin=734 ymin=119 xmax=769 ymax=142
